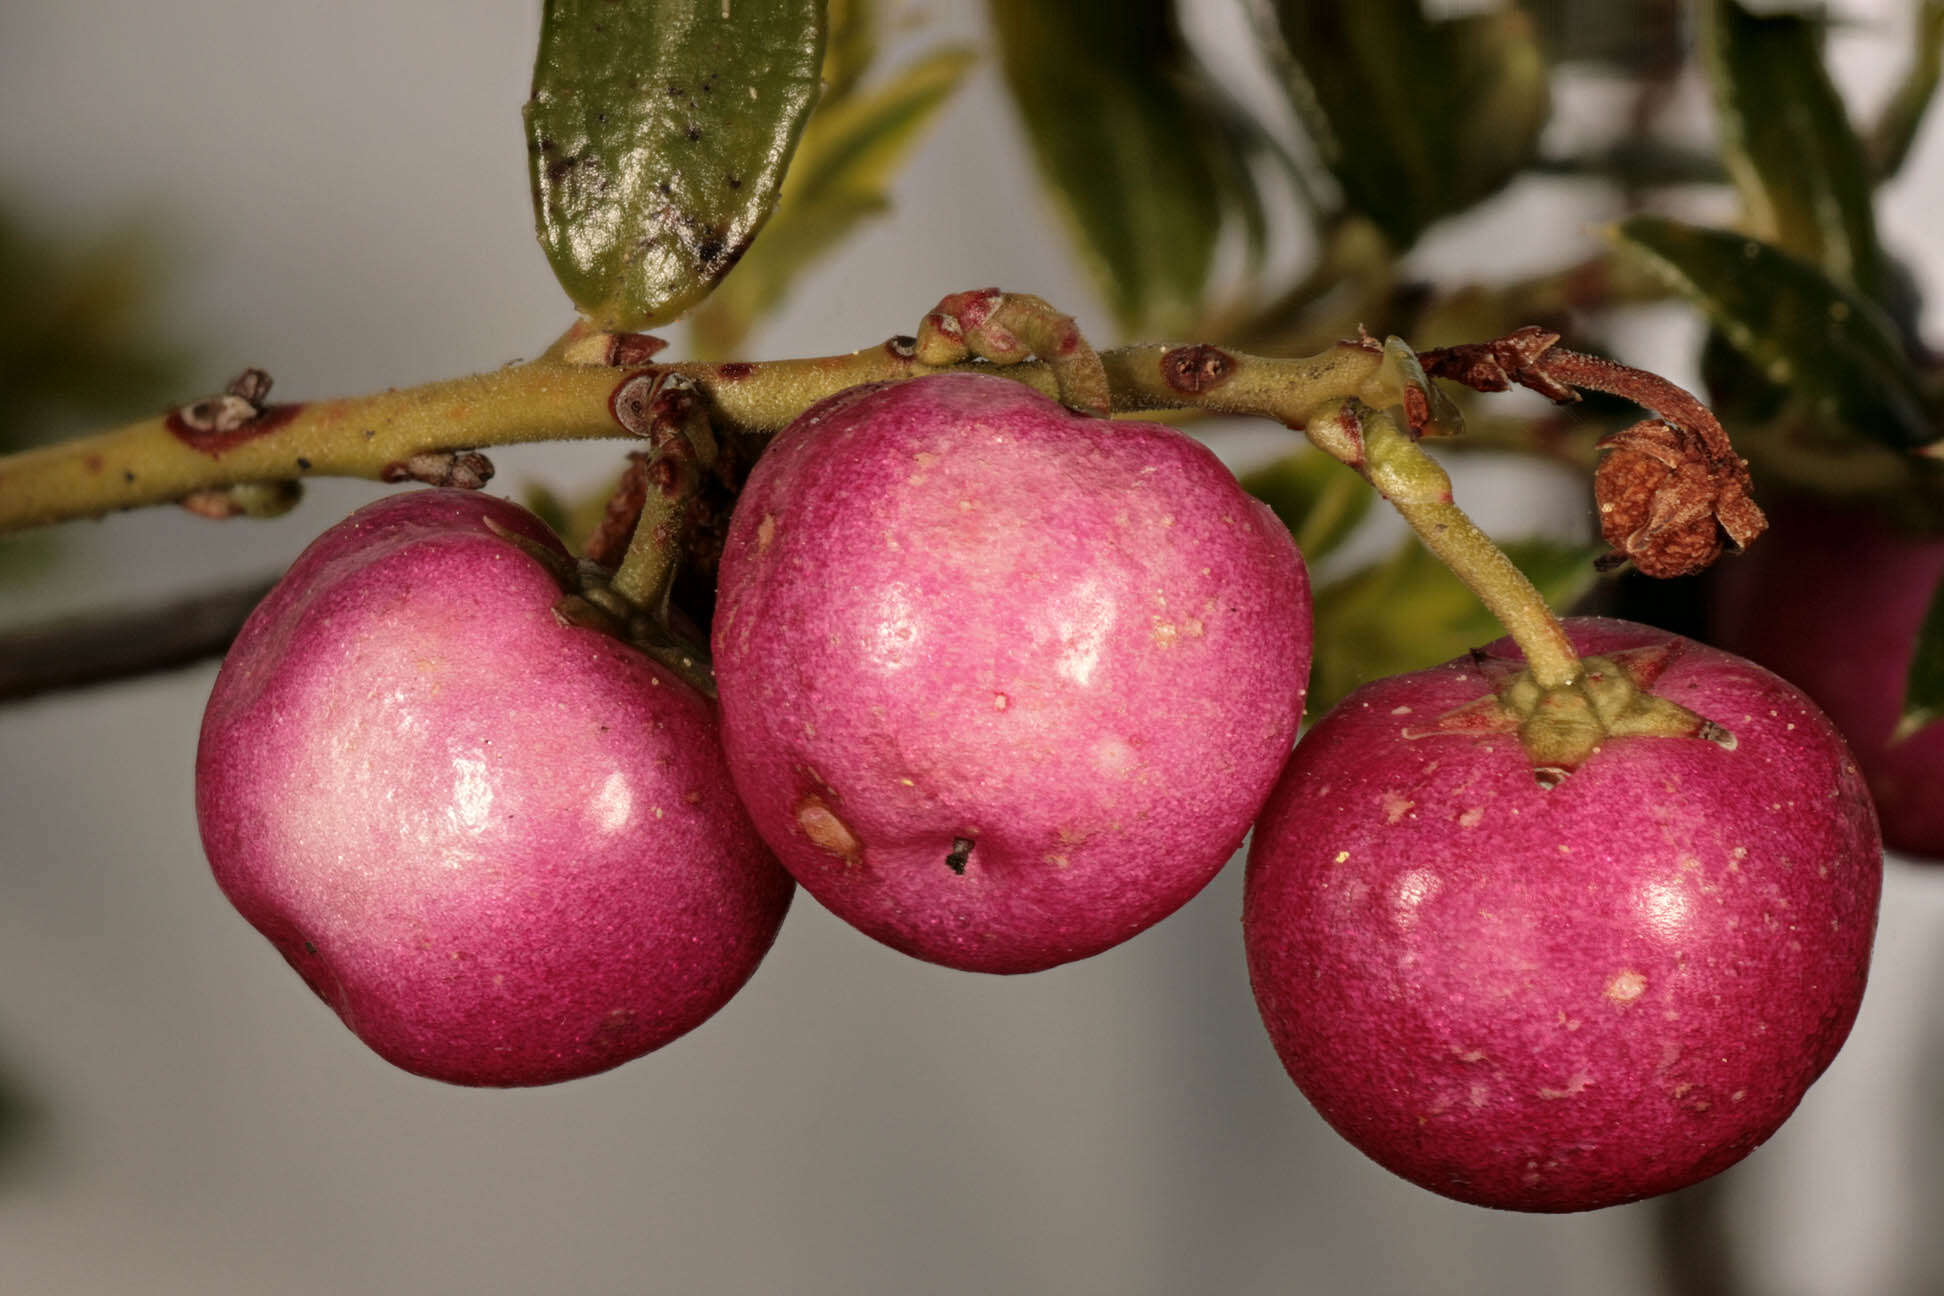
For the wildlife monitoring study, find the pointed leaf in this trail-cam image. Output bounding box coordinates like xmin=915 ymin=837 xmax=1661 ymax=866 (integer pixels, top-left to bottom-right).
xmin=1309 ymin=537 xmax=1599 ymax=713
xmin=1264 ymin=1 xmax=1549 ymax=248
xmin=1608 ymin=216 xmax=1933 ymax=451
xmin=1239 ymin=449 xmax=1374 ymax=564
xmin=525 ymin=0 xmax=826 ymax=330
xmin=989 ymin=0 xmax=1240 ymax=335
xmin=1702 ymin=0 xmax=1882 ymax=299
xmin=690 ymin=46 xmax=975 ymax=355
xmin=1901 ymin=567 xmax=1944 ymax=738
xmin=1871 ymin=0 xmax=1944 ymax=179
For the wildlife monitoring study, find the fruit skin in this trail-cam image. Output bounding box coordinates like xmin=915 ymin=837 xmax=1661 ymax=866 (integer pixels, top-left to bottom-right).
xmin=1243 ymin=617 xmax=1881 ymax=1212
xmin=712 ymin=373 xmax=1312 ymax=973
xmin=196 ymin=489 xmax=792 ymax=1086
xmin=1709 ymin=498 xmax=1944 ymax=861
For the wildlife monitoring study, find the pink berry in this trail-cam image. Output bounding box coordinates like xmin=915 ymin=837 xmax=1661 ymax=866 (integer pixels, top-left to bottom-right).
xmin=196 ymin=489 xmax=792 ymax=1086
xmin=713 ymin=373 xmax=1313 ymax=972
xmin=1710 ymin=497 xmax=1944 ymax=861
xmin=1244 ymin=617 xmax=1881 ymax=1211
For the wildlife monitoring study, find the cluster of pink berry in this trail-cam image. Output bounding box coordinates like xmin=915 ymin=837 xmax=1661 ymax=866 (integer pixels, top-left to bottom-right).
xmin=196 ymin=374 xmax=1883 ymax=1213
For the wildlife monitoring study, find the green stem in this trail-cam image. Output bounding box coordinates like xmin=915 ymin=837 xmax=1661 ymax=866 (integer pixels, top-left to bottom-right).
xmin=1308 ymin=400 xmax=1583 ymax=688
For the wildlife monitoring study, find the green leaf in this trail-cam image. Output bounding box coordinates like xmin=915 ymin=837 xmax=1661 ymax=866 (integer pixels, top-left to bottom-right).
xmin=1608 ymin=216 xmax=1933 ymax=451
xmin=1701 ymin=0 xmax=1882 ymax=299
xmin=1524 ymin=0 xmax=1684 ymax=73
xmin=1900 ymin=567 xmax=1944 ymax=739
xmin=525 ymin=0 xmax=827 ymax=331
xmin=1309 ymin=537 xmax=1600 ymax=714
xmin=821 ymin=0 xmax=877 ymax=105
xmin=988 ymin=0 xmax=1246 ymax=336
xmin=1265 ymin=1 xmax=1549 ymax=249
xmin=1239 ymin=449 xmax=1374 ymax=564
xmin=690 ymin=46 xmax=975 ymax=356
xmin=1871 ymin=0 xmax=1944 ymax=179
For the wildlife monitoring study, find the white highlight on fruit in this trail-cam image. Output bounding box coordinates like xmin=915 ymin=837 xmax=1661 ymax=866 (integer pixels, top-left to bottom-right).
xmin=447 ymin=755 xmax=493 ymax=836
xmin=865 ymin=582 xmax=923 ymax=672
xmin=1390 ymin=868 xmax=1441 ymax=931
xmin=593 ymin=771 xmax=633 ymax=834
xmin=1637 ymin=879 xmax=1693 ymax=941
xmin=1093 ymin=737 xmax=1136 ymax=778
xmin=1049 ymin=576 xmax=1116 ymax=687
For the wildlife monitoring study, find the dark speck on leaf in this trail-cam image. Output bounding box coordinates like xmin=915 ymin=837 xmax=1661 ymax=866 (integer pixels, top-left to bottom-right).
xmin=296 ymin=457 xmax=311 ymax=471
xmin=303 ymin=940 xmax=318 ymax=955
xmin=686 ymin=125 xmax=702 ymax=142
xmin=697 ymin=237 xmax=724 ymax=265
xmin=946 ymin=837 xmax=974 ymax=875
xmin=727 ymin=175 xmax=742 ymax=190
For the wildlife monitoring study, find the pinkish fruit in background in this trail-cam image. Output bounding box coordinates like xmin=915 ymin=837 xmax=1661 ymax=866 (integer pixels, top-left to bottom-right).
xmin=1244 ymin=617 xmax=1881 ymax=1212
xmin=196 ymin=489 xmax=793 ymax=1086
xmin=1710 ymin=497 xmax=1944 ymax=862
xmin=712 ymin=373 xmax=1313 ymax=973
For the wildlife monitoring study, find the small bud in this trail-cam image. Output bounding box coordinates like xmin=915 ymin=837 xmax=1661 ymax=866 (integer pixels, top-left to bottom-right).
xmin=380 ymin=451 xmax=495 ymax=490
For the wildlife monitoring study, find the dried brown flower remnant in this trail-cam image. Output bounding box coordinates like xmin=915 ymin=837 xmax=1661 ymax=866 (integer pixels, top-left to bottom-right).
xmin=1419 ymin=325 xmax=1765 ymax=577
xmin=1594 ymin=420 xmax=1765 ymax=578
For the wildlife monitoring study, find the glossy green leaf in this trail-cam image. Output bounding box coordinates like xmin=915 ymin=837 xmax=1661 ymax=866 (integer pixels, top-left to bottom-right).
xmin=1900 ymin=567 xmax=1944 ymax=738
xmin=1702 ymin=0 xmax=1881 ymax=299
xmin=525 ymin=0 xmax=826 ymax=330
xmin=1309 ymin=538 xmax=1600 ymax=714
xmin=1239 ymin=449 xmax=1374 ymax=565
xmin=1265 ymin=1 xmax=1549 ymax=249
xmin=989 ymin=0 xmax=1247 ymax=335
xmin=690 ymin=46 xmax=974 ymax=356
xmin=1608 ymin=216 xmax=1933 ymax=451
xmin=1871 ymin=0 xmax=1944 ymax=179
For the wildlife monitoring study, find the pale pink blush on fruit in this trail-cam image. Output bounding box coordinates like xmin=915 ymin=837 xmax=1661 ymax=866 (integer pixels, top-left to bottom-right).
xmin=1244 ymin=618 xmax=1881 ymax=1212
xmin=713 ymin=373 xmax=1313 ymax=973
xmin=197 ymin=490 xmax=792 ymax=1086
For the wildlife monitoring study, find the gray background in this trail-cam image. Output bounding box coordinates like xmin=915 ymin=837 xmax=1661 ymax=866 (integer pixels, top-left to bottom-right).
xmin=3 ymin=3 xmax=1943 ymax=1293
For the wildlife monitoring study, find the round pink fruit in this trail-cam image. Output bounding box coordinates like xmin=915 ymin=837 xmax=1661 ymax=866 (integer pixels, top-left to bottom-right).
xmin=1710 ymin=497 xmax=1944 ymax=861
xmin=713 ymin=373 xmax=1313 ymax=973
xmin=197 ymin=489 xmax=793 ymax=1086
xmin=1244 ymin=618 xmax=1880 ymax=1211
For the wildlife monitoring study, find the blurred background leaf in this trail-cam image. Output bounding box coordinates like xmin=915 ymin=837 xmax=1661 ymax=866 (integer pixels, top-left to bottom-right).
xmin=525 ymin=0 xmax=827 ymax=330
xmin=1308 ymin=536 xmax=1600 ymax=713
xmin=1869 ymin=0 xmax=1944 ymax=179
xmin=989 ymin=0 xmax=1273 ymax=336
xmin=0 ymin=207 xmax=188 ymax=586
xmin=1904 ymin=571 xmax=1944 ymax=736
xmin=1702 ymin=0 xmax=1883 ymax=300
xmin=1240 ymin=448 xmax=1374 ymax=565
xmin=690 ymin=43 xmax=976 ymax=356
xmin=1260 ymin=0 xmax=1548 ymax=252
xmin=1609 ymin=216 xmax=1934 ymax=455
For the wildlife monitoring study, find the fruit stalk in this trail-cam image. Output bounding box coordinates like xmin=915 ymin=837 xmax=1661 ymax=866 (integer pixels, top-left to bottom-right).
xmin=1307 ymin=398 xmax=1583 ymax=688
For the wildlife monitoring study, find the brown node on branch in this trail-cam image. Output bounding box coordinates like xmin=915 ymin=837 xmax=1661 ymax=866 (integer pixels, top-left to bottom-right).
xmin=380 ymin=450 xmax=495 ymax=490
xmin=1419 ymin=325 xmax=1765 ymax=578
xmin=1160 ymin=344 xmax=1235 ymax=395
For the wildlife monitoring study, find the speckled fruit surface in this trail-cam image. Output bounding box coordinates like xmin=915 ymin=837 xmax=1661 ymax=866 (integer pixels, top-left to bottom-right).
xmin=1710 ymin=498 xmax=1944 ymax=862
xmin=712 ymin=373 xmax=1312 ymax=973
xmin=196 ymin=489 xmax=793 ymax=1086
xmin=1244 ymin=618 xmax=1881 ymax=1212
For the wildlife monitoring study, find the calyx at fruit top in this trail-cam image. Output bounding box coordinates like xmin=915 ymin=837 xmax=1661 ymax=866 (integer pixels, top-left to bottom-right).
xmin=1411 ymin=644 xmax=1734 ymax=787
xmin=481 ymin=516 xmax=714 ymax=698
